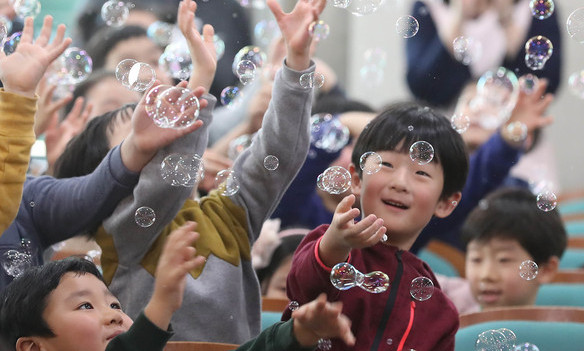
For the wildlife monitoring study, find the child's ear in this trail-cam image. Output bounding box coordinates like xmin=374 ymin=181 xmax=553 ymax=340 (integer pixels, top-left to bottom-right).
xmin=349 ymin=163 xmax=361 ymax=197
xmin=537 ymin=256 xmax=560 ymax=284
xmin=16 ymin=337 xmax=42 ymax=351
xmin=434 ymin=191 xmax=462 ymax=218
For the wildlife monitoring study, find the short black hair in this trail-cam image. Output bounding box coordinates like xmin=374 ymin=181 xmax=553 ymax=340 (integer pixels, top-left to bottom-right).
xmin=256 ymin=233 xmax=305 ymax=290
xmin=0 ymin=257 xmax=104 ymax=351
xmin=85 ymin=25 xmax=150 ymax=71
xmin=351 ymin=101 xmax=469 ymax=199
xmin=53 ymin=104 xmax=135 ymax=179
xmin=62 ymin=70 xmax=116 ymax=119
xmin=461 ymin=187 xmax=567 ymax=264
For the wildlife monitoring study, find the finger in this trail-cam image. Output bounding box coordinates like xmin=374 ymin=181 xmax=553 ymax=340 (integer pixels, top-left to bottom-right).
xmin=536 ymin=93 xmax=554 ymax=111
xmin=267 ymin=0 xmax=285 ymax=21
xmin=339 ymin=315 xmax=356 ymax=346
xmin=202 ymin=24 xmax=215 ymax=42
xmin=314 ymin=0 xmax=327 ymax=17
xmin=362 ymin=225 xmax=387 ymax=247
xmin=335 ymin=207 xmax=360 ymax=227
xmin=80 ymin=102 xmax=93 ymax=124
xmin=35 ymin=15 xmax=53 ymax=47
xmin=47 ymin=37 xmax=72 ymax=64
xmin=185 ymin=255 xmax=206 ymax=271
xmin=49 ymin=24 xmax=66 ymax=49
xmin=335 ymin=194 xmax=356 ymax=214
xmin=66 ymin=96 xmax=85 ymax=120
xmin=49 ymin=93 xmax=74 ymax=114
xmin=20 ymin=17 xmax=35 ymax=44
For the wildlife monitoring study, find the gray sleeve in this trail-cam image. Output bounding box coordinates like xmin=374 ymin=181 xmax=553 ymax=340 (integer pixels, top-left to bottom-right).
xmin=229 ymin=61 xmax=315 ymax=243
xmin=102 ymin=94 xmax=217 ymax=258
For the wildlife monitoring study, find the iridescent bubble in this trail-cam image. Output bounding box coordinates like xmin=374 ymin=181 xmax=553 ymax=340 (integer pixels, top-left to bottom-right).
xmin=364 ymin=47 xmax=387 ymax=68
xmin=568 ymin=70 xmax=584 ymax=98
xmin=409 ymin=141 xmax=434 ymax=165
xmin=504 ymin=121 xmax=528 ymax=143
xmin=155 ymin=86 xmax=200 ymax=129
xmin=359 ymin=151 xmax=382 ymax=175
xmin=451 ymin=113 xmax=470 ymax=134
xmin=214 ymin=169 xmax=241 ymax=196
xmin=310 ymin=114 xmax=349 ymax=152
xmin=514 ymin=343 xmax=540 ymax=351
xmin=1 ymin=249 xmax=32 ymax=278
xmin=359 ymin=64 xmax=384 ymax=86
xmin=476 ymin=329 xmax=509 ymax=351
xmin=178 ymin=154 xmax=205 ymax=187
xmin=396 ymin=16 xmax=419 ymax=39
xmin=232 ymin=45 xmax=266 ymax=75
xmin=214 ymin=35 xmax=225 ymax=61
xmin=159 ymin=40 xmax=192 ymax=80
xmin=220 ymin=86 xmax=242 ymax=108
xmin=0 ymin=15 xmax=12 ymax=39
xmin=60 ymin=48 xmax=93 ymax=84
xmin=347 ymin=0 xmax=384 ymax=16
xmin=524 ymin=36 xmax=553 ymax=71
xmin=519 ymin=260 xmax=538 ymax=280
xmin=317 ymin=338 xmax=332 ymax=351
xmin=566 ymin=8 xmax=584 ymax=44
xmin=135 ymin=206 xmax=156 ymax=228
xmin=361 ymin=271 xmax=390 ymax=293
xmin=330 ymin=262 xmax=364 ymax=290
xmin=519 ymin=74 xmax=539 ymax=94
xmin=288 ymin=300 xmax=299 ymax=311
xmin=254 ymin=19 xmax=280 ymax=47
xmin=160 ymin=153 xmax=187 ymax=186
xmin=263 ymin=155 xmax=279 ymax=171
xmin=115 ymin=59 xmax=138 ymax=87
xmin=12 ymin=0 xmax=41 ymax=19
xmin=127 ymin=62 xmax=156 ymax=92
xmin=228 ymin=134 xmax=253 ymax=160
xmin=308 ymin=20 xmax=330 ymax=41
xmin=147 ymin=21 xmax=174 ymax=47
xmin=410 ymin=276 xmax=434 ymax=301
xmin=475 ymin=67 xmax=519 ymax=128
xmin=536 ymin=190 xmax=557 ymax=212
xmin=3 ymin=32 xmax=21 ymax=56
xmin=453 ymin=36 xmax=482 ymax=65
xmin=321 ymin=166 xmax=351 ymax=194
xmin=101 ymin=0 xmax=130 ymax=27
xmin=529 ymin=0 xmax=554 ymax=20
xmin=332 ymin=0 xmax=351 ymax=9
xmin=236 ymin=59 xmax=256 ymax=85
xmin=299 ymin=72 xmax=325 ymax=89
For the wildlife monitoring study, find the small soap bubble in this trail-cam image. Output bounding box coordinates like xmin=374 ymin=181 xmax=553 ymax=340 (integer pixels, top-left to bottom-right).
xmin=407 ymin=125 xmax=414 ymax=131
xmin=504 ymin=121 xmax=528 ymax=143
xmin=332 ymin=0 xmax=351 ymax=9
xmin=519 ymin=74 xmax=539 ymax=94
xmin=330 ymin=262 xmax=363 ymax=290
xmin=236 ymin=59 xmax=257 ymax=85
xmin=536 ymin=190 xmax=557 ymax=212
xmin=220 ymin=86 xmax=242 ymax=108
xmin=57 ymin=48 xmax=93 ymax=84
xmin=1 ymin=249 xmax=32 ymax=278
xmin=127 ymin=62 xmax=156 ymax=92
xmin=214 ymin=169 xmax=241 ymax=196
xmin=519 ymin=260 xmax=538 ymax=280
xmin=288 ymin=300 xmax=299 ymax=311
xmin=299 ymin=72 xmax=325 ymax=89
xmin=567 ymin=8 xmax=584 ymax=44
xmin=568 ymin=70 xmax=584 ymax=99
xmin=228 ymin=134 xmax=253 ymax=160
xmin=359 ymin=64 xmax=384 ymax=86
xmin=386 ymin=339 xmax=393 ymax=345
xmin=320 ymin=166 xmax=351 ymax=194
xmin=101 ymin=1 xmax=130 ymax=27
xmin=361 ymin=270 xmax=390 ymax=293
xmin=178 ymin=154 xmax=205 ymax=187
xmin=524 ymin=36 xmax=553 ymax=71
xmin=3 ymin=32 xmax=21 ymax=56
xmin=409 ymin=141 xmax=434 ymax=165
xmin=155 ymin=86 xmax=200 ymax=129
xmin=308 ymin=20 xmax=330 ymax=41
xmin=254 ymin=19 xmax=280 ymax=47
xmin=13 ymin=0 xmax=41 ymax=19
xmin=347 ymin=0 xmax=384 ymax=16
xmin=310 ymin=113 xmax=349 ymax=152
xmin=476 ymin=67 xmax=519 ymax=128
xmin=159 ymin=41 xmax=192 ymax=80
xmin=476 ymin=329 xmax=508 ymax=351
xmin=453 ymin=36 xmax=482 ymax=65
xmin=232 ymin=46 xmax=266 ymax=75
xmin=514 ymin=343 xmax=540 ymax=351
xmin=263 ymin=155 xmax=279 ymax=171
xmin=317 ymin=338 xmax=332 ymax=351
xmin=479 ymin=199 xmax=489 ymax=210
xmin=410 ymin=276 xmax=434 ymax=301
xmin=135 ymin=206 xmax=156 ymax=228
xmin=214 ymin=35 xmax=225 ymax=61
xmin=147 ymin=21 xmax=174 ymax=47
xmin=160 ymin=153 xmax=187 ymax=186
xmin=115 ymin=59 xmax=138 ymax=87
xmin=451 ymin=113 xmax=470 ymax=134
xmin=359 ymin=151 xmax=382 ymax=175
xmin=497 ymin=328 xmax=517 ymax=345
xmin=29 ymin=201 xmax=35 ymax=207
xmin=381 ymin=234 xmax=388 ymax=242
xmin=529 ymin=0 xmax=554 ymax=20
xmin=364 ymin=47 xmax=387 ymax=68
xmin=396 ymin=16 xmax=419 ymax=39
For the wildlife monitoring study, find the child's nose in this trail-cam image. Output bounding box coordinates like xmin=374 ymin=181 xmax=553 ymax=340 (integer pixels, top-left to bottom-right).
xmin=479 ymin=261 xmax=499 ymax=281
xmin=105 ymin=310 xmax=124 ymax=325
xmin=389 ymin=168 xmax=408 ymax=191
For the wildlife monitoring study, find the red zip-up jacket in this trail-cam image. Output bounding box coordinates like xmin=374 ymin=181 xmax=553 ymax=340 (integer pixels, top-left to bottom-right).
xmin=283 ymin=224 xmax=458 ymax=351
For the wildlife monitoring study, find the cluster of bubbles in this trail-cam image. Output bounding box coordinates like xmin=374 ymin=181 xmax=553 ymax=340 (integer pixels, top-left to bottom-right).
xmin=535 ymin=190 xmax=557 ymax=212
xmin=518 ymin=74 xmax=540 ymax=94
xmin=360 ymin=47 xmax=387 ymax=87
xmin=396 ymin=15 xmax=419 ymax=39
xmin=159 ymin=39 xmax=192 ymax=80
xmin=330 ymin=262 xmax=390 ymax=293
xmin=101 ymin=0 xmax=130 ymax=27
xmin=524 ymin=36 xmax=553 ymax=71
xmin=135 ymin=206 xmax=156 ymax=228
xmin=254 ymin=19 xmax=280 ymax=47
xmin=160 ymin=153 xmax=204 ymax=187
xmin=473 ymin=67 xmax=519 ymax=130
xmin=566 ymin=7 xmax=584 ymax=44
xmin=308 ymin=20 xmax=331 ymax=41
xmin=145 ymin=84 xmax=200 ymax=129
xmin=317 ymin=166 xmax=351 ymax=195
xmin=299 ymin=71 xmax=325 ymax=89
xmin=409 ymin=141 xmax=434 ymax=165
xmin=568 ymin=70 xmax=584 ymax=99
xmin=232 ymin=45 xmax=266 ymax=77
xmin=451 ymin=113 xmax=470 ymax=134
xmin=519 ymin=260 xmax=539 ymax=280
xmin=220 ymin=86 xmax=243 ymax=107
xmin=46 ymin=47 xmax=93 ymax=88
xmin=529 ymin=0 xmax=554 ymax=20
xmin=317 ymin=338 xmax=332 ymax=351
xmin=310 ymin=113 xmax=349 ymax=152
xmin=475 ymin=328 xmax=516 ymax=351
xmin=453 ymin=36 xmax=483 ymax=66
xmin=214 ymin=169 xmax=241 ymax=196
xmin=359 ymin=151 xmax=382 ymax=175
xmin=409 ymin=276 xmax=434 ymax=301
xmin=1 ymin=239 xmax=34 ymax=278
xmin=11 ymin=0 xmax=41 ymax=19
xmin=116 ymin=59 xmax=156 ymax=92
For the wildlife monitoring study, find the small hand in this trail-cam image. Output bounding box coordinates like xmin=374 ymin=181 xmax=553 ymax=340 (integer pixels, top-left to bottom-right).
xmin=198 ymin=149 xmax=233 ymax=193
xmin=34 ymin=76 xmax=73 ymax=137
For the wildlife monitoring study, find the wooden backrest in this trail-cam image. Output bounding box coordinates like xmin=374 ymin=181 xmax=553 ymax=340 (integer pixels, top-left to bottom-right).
xmin=164 ymin=341 xmax=239 ymax=351
xmin=425 ymin=240 xmax=466 ymax=277
xmin=261 ymin=297 xmax=290 ymax=312
xmin=459 ymin=306 xmax=584 ymax=328
xmin=553 ymin=269 xmax=584 ymax=283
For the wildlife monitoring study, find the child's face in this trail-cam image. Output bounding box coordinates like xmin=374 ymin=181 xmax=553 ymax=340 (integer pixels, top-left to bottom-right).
xmin=466 ymin=237 xmax=542 ymax=309
xmin=351 ymin=148 xmax=459 ymax=249
xmin=27 ymin=272 xmax=133 ymax=351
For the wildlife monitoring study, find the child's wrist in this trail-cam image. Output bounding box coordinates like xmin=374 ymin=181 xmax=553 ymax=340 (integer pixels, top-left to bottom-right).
xmin=293 ymin=318 xmax=319 ymax=347
xmin=3 ymin=86 xmax=35 ymax=99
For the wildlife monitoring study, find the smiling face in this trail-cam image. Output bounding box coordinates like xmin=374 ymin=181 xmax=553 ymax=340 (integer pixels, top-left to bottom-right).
xmin=20 ymin=273 xmax=133 ymax=351
xmin=350 ymin=147 xmax=460 ymax=250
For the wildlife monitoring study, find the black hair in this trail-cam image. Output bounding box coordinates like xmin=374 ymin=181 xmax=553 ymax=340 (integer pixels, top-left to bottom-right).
xmin=85 ymin=25 xmax=150 ymax=71
xmin=256 ymin=233 xmax=305 ymax=294
xmin=351 ymin=101 xmax=469 ymax=199
xmin=53 ymin=104 xmax=136 ymax=179
xmin=0 ymin=257 xmax=104 ymax=351
xmin=312 ymin=90 xmax=375 ymax=116
xmin=461 ymin=187 xmax=567 ymax=264
xmin=62 ymin=70 xmax=116 ymax=119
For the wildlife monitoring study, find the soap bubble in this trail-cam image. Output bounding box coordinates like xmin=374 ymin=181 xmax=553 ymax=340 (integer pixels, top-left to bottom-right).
xmin=347 ymin=0 xmax=384 ymax=16
xmin=332 ymin=0 xmax=351 ymax=9
xmin=220 ymin=86 xmax=243 ymax=108
xmin=359 ymin=152 xmax=382 ymax=175
xmin=101 ymin=1 xmax=130 ymax=27
xmin=409 ymin=141 xmax=434 ymax=165
xmin=145 ymin=84 xmax=172 ymax=120
xmin=410 ymin=276 xmax=434 ymax=301
xmin=514 ymin=343 xmax=540 ymax=351
xmin=263 ymin=155 xmax=279 ymax=171
xmin=529 ymin=0 xmax=554 ymax=20
xmin=160 ymin=153 xmax=188 ymax=186
xmin=13 ymin=0 xmax=41 ymax=19
xmin=453 ymin=36 xmax=482 ymax=65
xmin=519 ymin=74 xmax=539 ymax=94
xmin=317 ymin=339 xmax=332 ymax=351
xmin=308 ymin=20 xmax=330 ymax=41
xmin=451 ymin=113 xmax=470 ymax=134
xmin=568 ymin=70 xmax=584 ymax=98
xmin=497 ymin=328 xmax=517 ymax=346
xmin=159 ymin=40 xmax=192 ymax=80
xmin=126 ymin=62 xmax=156 ymax=92
xmin=364 ymin=47 xmax=387 ymax=68
xmin=1 ymin=249 xmax=33 ymax=278
xmin=566 ymin=8 xmax=584 ymax=44
xmin=147 ymin=21 xmax=174 ymax=47
xmin=320 ymin=166 xmax=351 ymax=194
xmin=476 ymin=329 xmax=509 ymax=351
xmin=155 ymin=86 xmax=200 ymax=129
xmin=359 ymin=64 xmax=384 ymax=86
xmin=228 ymin=134 xmax=253 ymax=160
xmin=310 ymin=113 xmax=349 ymax=152
xmin=214 ymin=169 xmax=241 ymax=196
xmin=254 ymin=19 xmax=280 ymax=47
xmin=3 ymin=32 xmax=21 ymax=55
xmin=214 ymin=35 xmax=225 ymax=61
xmin=178 ymin=154 xmax=205 ymax=187
xmin=536 ymin=190 xmax=557 ymax=212
xmin=299 ymin=72 xmax=325 ymax=89
xmin=524 ymin=36 xmax=553 ymax=71
xmin=236 ymin=60 xmax=256 ymax=85
xmin=361 ymin=271 xmax=390 ymax=293
xmin=288 ymin=300 xmax=299 ymax=311
xmin=475 ymin=67 xmax=519 ymax=129
xmin=232 ymin=46 xmax=266 ymax=75
xmin=396 ymin=16 xmax=419 ymax=38
xmin=47 ymin=47 xmax=93 ymax=85
xmin=135 ymin=206 xmax=156 ymax=228
xmin=519 ymin=260 xmax=538 ymax=280
xmin=316 ymin=173 xmax=325 ymax=191
xmin=115 ymin=59 xmax=138 ymax=87
xmin=0 ymin=15 xmax=12 ymax=37
xmin=330 ymin=262 xmax=389 ymax=293
xmin=504 ymin=121 xmax=528 ymax=143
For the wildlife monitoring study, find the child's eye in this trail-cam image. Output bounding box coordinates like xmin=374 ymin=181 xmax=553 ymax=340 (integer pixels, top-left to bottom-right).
xmin=415 ymin=170 xmax=430 ymax=177
xmin=498 ymin=257 xmax=513 ymax=264
xmin=381 ymin=162 xmax=393 ymax=168
xmin=110 ymin=302 xmax=122 ymax=310
xmin=78 ymin=302 xmax=93 ymax=310
xmin=468 ymin=257 xmax=482 ymax=264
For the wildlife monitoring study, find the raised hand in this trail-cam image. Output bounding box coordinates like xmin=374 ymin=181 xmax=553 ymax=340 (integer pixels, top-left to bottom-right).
xmin=0 ymin=16 xmax=71 ymax=98
xmin=177 ymin=0 xmax=217 ymax=93
xmin=34 ymin=76 xmax=73 ymax=137
xmin=266 ymin=0 xmax=326 ymax=71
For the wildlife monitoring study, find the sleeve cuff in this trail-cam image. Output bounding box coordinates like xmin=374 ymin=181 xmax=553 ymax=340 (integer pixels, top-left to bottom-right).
xmin=314 ymin=236 xmax=352 ymax=273
xmin=274 ymin=319 xmax=316 ymax=351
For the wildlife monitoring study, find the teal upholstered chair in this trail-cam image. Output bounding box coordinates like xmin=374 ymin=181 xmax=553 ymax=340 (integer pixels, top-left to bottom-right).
xmin=417 ymin=240 xmax=466 ymax=278
xmin=261 ymin=297 xmax=288 ymax=331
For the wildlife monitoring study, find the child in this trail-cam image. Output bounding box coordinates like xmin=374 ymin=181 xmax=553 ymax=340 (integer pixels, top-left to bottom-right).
xmin=461 ymin=187 xmax=566 ymax=311
xmin=285 ymin=102 xmax=469 ymax=350
xmin=0 ymin=222 xmax=356 ymax=351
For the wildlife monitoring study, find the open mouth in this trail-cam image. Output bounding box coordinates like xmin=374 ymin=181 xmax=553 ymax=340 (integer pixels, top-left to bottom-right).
xmin=479 ymin=290 xmax=501 ymax=303
xmin=382 ymin=199 xmax=409 ymax=209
